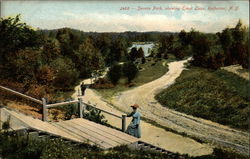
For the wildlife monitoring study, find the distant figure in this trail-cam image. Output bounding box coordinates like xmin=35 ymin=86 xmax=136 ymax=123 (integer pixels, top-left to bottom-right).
xmin=80 ymin=82 xmax=86 ymax=96
xmin=126 ymin=104 xmax=141 ymax=138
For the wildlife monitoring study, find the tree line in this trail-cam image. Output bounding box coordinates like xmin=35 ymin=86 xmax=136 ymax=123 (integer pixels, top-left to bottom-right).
xmin=0 ymin=15 xmax=248 ymax=99
xmin=158 ymin=20 xmax=249 ymax=69
xmin=0 ymin=15 xmax=132 ymax=99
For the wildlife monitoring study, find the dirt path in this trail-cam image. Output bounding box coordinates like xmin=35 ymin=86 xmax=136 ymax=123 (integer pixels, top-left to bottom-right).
xmin=73 ymin=88 xmax=212 ymax=156
xmin=110 ymin=58 xmax=249 ymax=155
xmin=72 ymin=59 xmax=213 ymax=157
xmin=221 ymin=64 xmax=249 ymax=80
xmin=72 ymin=58 xmax=248 ymax=156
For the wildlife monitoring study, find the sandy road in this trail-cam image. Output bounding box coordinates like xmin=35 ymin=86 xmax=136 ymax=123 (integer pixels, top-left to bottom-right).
xmin=71 ymin=62 xmax=213 ymax=156
xmin=72 ymin=88 xmax=213 ymax=156
xmin=72 ymin=58 xmax=248 ymax=156
xmin=111 ymin=58 xmax=249 ymax=155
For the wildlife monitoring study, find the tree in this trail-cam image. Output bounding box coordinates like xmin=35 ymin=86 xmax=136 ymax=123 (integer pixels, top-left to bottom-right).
xmin=191 ymin=33 xmax=212 ymax=67
xmin=137 ymin=47 xmax=145 ymax=58
xmin=123 ymin=62 xmax=138 ymax=83
xmin=179 ymin=30 xmax=189 ymax=46
xmin=51 ymin=57 xmax=79 ymax=88
xmin=36 ymin=65 xmax=56 ymax=85
xmin=93 ymin=33 xmax=112 ymax=65
xmin=107 ymin=63 xmax=122 ymax=85
xmin=158 ymin=34 xmax=174 ymax=59
xmin=174 ymin=46 xmax=185 ymax=60
xmin=0 ymin=14 xmax=41 ymax=68
xmin=7 ymin=48 xmax=42 ymax=82
xmin=218 ymin=28 xmax=233 ymax=65
xmin=76 ymin=37 xmax=104 ymax=77
xmin=130 ymin=47 xmax=138 ymax=61
xmin=109 ymin=37 xmax=129 ymax=63
xmin=42 ymin=38 xmax=61 ymax=63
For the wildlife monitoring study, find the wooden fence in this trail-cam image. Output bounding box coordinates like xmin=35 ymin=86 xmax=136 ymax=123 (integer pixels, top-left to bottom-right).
xmin=0 ymin=85 xmax=127 ymax=132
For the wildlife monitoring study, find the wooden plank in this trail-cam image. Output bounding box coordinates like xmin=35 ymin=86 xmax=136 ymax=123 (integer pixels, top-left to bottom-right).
xmin=75 ymin=118 xmax=138 ymax=143
xmin=78 ymin=118 xmax=138 ymax=141
xmin=51 ymin=123 xmax=95 ymax=144
xmin=71 ymin=119 xmax=134 ymax=143
xmin=54 ymin=121 xmax=112 ymax=149
xmin=4 ymin=109 xmax=80 ymax=142
xmin=0 ymin=86 xmax=43 ymax=104
xmin=69 ymin=119 xmax=131 ymax=145
xmin=46 ymin=100 xmax=79 ymax=108
xmin=60 ymin=120 xmax=119 ymax=148
xmin=84 ymin=103 xmax=122 ymax=119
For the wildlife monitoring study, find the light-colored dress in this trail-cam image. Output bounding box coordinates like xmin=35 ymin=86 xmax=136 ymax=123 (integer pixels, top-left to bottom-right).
xmin=126 ymin=111 xmax=141 ymax=138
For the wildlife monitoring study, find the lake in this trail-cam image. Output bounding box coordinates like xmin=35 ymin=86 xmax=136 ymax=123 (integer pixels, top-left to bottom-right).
xmin=128 ymin=42 xmax=155 ymax=57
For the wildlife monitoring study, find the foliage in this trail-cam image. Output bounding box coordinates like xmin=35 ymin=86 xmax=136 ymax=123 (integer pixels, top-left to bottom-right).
xmin=122 ymin=62 xmax=138 ymax=83
xmin=107 ymin=63 xmax=122 ymax=85
xmin=36 ymin=65 xmax=56 ymax=85
xmin=7 ymin=47 xmax=42 ymax=83
xmin=83 ymin=105 xmax=108 ymax=126
xmin=2 ymin=116 xmax=11 ymax=130
xmin=50 ymin=57 xmax=79 ymax=89
xmin=158 ymin=34 xmax=174 ymax=59
xmin=76 ymin=37 xmax=105 ymax=77
xmin=1 ymin=131 xmax=248 ymax=159
xmin=92 ymin=78 xmax=115 ymax=89
xmin=137 ymin=47 xmax=145 ymax=58
xmin=130 ymin=47 xmax=138 ymax=61
xmin=178 ymin=20 xmax=249 ymax=69
xmin=156 ymin=67 xmax=250 ymax=130
xmin=0 ymin=14 xmax=41 ymax=66
xmin=59 ymin=103 xmax=79 ymax=120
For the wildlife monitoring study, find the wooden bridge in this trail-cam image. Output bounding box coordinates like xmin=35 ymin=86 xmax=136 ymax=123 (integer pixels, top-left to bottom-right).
xmin=0 ymin=85 xmax=173 ymax=153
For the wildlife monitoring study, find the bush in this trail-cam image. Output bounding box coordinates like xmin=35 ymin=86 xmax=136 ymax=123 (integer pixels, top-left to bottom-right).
xmin=83 ymin=105 xmax=108 ymax=126
xmin=123 ymin=62 xmax=138 ymax=83
xmin=91 ymin=78 xmax=114 ymax=89
xmin=107 ymin=63 xmax=122 ymax=85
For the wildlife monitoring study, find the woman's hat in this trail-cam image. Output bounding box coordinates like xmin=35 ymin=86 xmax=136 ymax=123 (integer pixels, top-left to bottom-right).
xmin=130 ymin=104 xmax=139 ymax=108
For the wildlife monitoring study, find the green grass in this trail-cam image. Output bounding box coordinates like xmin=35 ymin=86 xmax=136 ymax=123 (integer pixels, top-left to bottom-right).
xmin=96 ymin=57 xmax=170 ymax=99
xmin=155 ymin=67 xmax=250 ymax=130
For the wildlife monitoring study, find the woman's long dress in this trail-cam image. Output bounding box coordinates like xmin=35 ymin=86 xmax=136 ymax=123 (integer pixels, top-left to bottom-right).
xmin=126 ymin=111 xmax=141 ymax=138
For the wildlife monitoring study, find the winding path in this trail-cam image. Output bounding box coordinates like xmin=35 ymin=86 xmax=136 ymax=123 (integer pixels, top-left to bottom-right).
xmin=111 ymin=58 xmax=249 ymax=155
xmin=72 ymin=58 xmax=249 ymax=156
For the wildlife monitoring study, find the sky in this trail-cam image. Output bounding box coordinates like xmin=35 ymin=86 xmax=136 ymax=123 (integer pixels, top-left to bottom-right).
xmin=1 ymin=0 xmax=249 ymax=33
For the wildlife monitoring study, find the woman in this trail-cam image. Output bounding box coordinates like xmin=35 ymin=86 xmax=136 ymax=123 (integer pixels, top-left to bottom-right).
xmin=126 ymin=104 xmax=141 ymax=138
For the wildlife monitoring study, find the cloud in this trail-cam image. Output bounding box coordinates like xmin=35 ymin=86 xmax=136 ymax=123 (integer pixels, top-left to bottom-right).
xmin=50 ymin=11 xmax=247 ymax=33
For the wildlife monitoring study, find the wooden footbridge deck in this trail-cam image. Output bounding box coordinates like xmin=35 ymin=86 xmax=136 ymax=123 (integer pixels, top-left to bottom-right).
xmin=0 ymin=85 xmax=138 ymax=149
xmin=0 ymin=85 xmax=173 ymax=154
xmin=1 ymin=107 xmax=138 ymax=149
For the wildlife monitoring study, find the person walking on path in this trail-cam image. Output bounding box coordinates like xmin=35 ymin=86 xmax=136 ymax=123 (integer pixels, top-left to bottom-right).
xmin=80 ymin=82 xmax=86 ymax=96
xmin=126 ymin=104 xmax=141 ymax=138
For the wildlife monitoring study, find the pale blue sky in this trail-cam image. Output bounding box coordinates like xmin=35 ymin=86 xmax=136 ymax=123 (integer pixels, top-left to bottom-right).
xmin=1 ymin=1 xmax=249 ymax=32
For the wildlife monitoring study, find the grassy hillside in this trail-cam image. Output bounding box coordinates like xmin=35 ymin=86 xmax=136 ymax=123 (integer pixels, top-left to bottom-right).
xmin=156 ymin=67 xmax=249 ymax=130
xmin=96 ymin=57 xmax=170 ymax=99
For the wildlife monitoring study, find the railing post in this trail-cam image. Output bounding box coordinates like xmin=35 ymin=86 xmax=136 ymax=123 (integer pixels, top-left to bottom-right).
xmin=122 ymin=115 xmax=126 ymax=132
xmin=78 ymin=98 xmax=83 ymax=118
xmin=42 ymin=98 xmax=47 ymax=122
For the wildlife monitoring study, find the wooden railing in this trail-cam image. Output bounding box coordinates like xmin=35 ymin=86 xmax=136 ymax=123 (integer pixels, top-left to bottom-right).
xmin=0 ymin=86 xmax=43 ymax=104
xmin=42 ymin=98 xmax=127 ymax=132
xmin=0 ymin=85 xmax=127 ymax=132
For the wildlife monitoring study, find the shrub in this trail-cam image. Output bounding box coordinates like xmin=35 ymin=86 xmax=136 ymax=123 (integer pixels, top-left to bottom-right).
xmin=122 ymin=62 xmax=138 ymax=83
xmin=83 ymin=105 xmax=108 ymax=126
xmin=107 ymin=63 xmax=122 ymax=85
